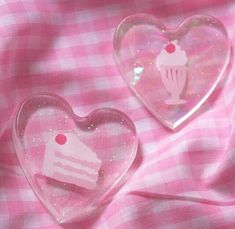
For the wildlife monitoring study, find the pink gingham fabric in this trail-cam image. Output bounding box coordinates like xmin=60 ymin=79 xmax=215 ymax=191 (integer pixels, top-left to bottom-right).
xmin=1 ymin=0 xmax=235 ymax=228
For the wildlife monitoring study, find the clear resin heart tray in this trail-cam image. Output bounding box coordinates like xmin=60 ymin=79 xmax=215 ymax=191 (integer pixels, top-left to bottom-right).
xmin=13 ymin=93 xmax=138 ymax=223
xmin=114 ymin=14 xmax=231 ymax=129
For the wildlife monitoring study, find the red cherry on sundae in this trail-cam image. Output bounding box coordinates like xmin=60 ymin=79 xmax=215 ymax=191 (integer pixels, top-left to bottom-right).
xmin=165 ymin=43 xmax=175 ymax=53
xmin=55 ymin=134 xmax=67 ymax=145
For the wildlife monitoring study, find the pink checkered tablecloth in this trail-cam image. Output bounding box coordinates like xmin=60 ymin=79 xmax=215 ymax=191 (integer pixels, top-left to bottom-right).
xmin=1 ymin=0 xmax=235 ymax=228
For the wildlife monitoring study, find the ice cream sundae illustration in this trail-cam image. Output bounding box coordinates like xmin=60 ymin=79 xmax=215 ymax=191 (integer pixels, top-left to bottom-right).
xmin=156 ymin=40 xmax=188 ymax=105
xmin=42 ymin=131 xmax=102 ymax=190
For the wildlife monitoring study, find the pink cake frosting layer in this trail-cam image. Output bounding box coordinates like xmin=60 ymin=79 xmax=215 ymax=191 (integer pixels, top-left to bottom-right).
xmin=55 ymin=151 xmax=101 ymax=171
xmin=54 ymin=161 xmax=98 ymax=180
xmin=53 ymin=172 xmax=96 ymax=190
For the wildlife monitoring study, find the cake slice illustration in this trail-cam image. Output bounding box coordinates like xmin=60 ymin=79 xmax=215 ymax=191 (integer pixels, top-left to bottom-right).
xmin=42 ymin=131 xmax=101 ymax=190
xmin=156 ymin=40 xmax=188 ymax=105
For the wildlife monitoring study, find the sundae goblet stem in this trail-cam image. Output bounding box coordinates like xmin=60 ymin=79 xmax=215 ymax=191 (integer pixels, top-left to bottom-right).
xmin=171 ymin=93 xmax=180 ymax=101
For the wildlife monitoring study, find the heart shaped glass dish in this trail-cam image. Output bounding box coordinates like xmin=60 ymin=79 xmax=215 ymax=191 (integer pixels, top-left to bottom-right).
xmin=114 ymin=14 xmax=231 ymax=130
xmin=12 ymin=93 xmax=138 ymax=223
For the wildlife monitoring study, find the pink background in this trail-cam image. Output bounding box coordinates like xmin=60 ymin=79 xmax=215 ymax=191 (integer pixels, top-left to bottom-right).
xmin=1 ymin=0 xmax=235 ymax=228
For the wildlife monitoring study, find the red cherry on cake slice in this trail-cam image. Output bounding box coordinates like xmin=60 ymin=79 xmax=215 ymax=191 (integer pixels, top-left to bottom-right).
xmin=55 ymin=134 xmax=67 ymax=145
xmin=165 ymin=43 xmax=175 ymax=53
